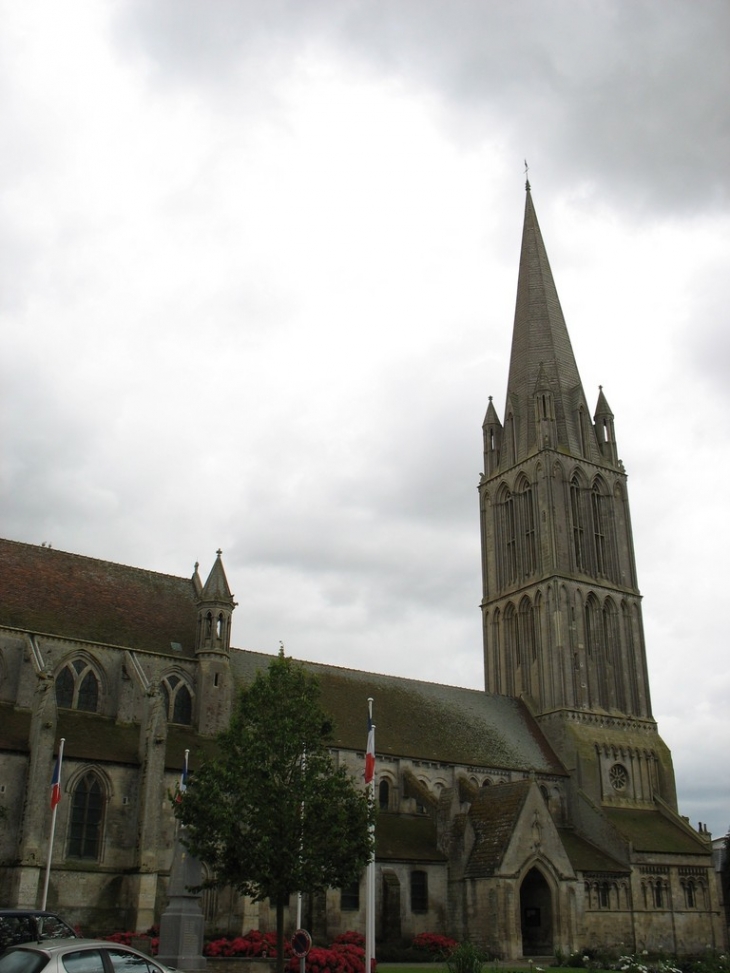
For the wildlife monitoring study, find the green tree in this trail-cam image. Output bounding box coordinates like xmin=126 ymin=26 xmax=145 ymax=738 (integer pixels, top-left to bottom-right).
xmin=175 ymin=650 xmax=374 ymax=973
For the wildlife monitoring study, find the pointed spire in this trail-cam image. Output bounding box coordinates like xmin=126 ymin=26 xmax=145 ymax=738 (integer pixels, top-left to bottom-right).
xmin=483 ymin=394 xmax=501 ymax=429
xmin=483 ymin=395 xmax=503 ymax=476
xmin=594 ymin=386 xmax=619 ymax=465
xmin=503 ymin=190 xmax=599 ymax=465
xmin=201 ymin=549 xmax=233 ymax=602
xmin=192 ymin=561 xmax=202 ymax=597
xmin=196 ymin=551 xmax=236 ymax=656
xmin=594 ymin=385 xmax=613 ymax=420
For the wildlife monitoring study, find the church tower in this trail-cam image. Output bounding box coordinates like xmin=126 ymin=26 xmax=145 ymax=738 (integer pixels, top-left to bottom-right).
xmin=193 ymin=550 xmax=236 ymax=733
xmin=479 ymin=185 xmax=676 ymax=811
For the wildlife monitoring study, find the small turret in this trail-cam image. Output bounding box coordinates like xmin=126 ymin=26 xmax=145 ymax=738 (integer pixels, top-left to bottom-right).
xmin=483 ymin=396 xmax=503 ymax=476
xmin=593 ymin=386 xmax=619 ymax=466
xmin=195 ymin=550 xmax=236 ymax=656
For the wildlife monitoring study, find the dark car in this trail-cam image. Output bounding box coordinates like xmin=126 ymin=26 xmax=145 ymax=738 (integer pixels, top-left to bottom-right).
xmin=0 ymin=913 xmax=77 ymax=952
xmin=0 ymin=940 xmax=173 ymax=973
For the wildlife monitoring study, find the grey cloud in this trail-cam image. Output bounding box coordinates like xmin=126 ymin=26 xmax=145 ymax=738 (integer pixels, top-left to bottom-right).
xmin=114 ymin=0 xmax=730 ymax=216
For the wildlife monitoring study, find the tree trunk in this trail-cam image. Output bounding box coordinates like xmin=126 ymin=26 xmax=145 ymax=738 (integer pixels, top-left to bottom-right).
xmin=276 ymin=897 xmax=285 ymax=973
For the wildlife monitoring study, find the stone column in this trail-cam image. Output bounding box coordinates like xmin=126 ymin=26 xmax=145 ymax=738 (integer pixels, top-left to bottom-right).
xmin=157 ymin=833 xmax=207 ymax=971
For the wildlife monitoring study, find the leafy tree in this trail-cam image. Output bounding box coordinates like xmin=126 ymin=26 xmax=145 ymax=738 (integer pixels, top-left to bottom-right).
xmin=175 ymin=650 xmax=374 ymax=973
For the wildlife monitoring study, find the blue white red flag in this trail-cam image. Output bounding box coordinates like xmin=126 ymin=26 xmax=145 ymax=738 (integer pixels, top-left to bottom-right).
xmin=177 ymin=750 xmax=189 ymax=802
xmin=365 ymin=713 xmax=375 ymax=785
xmin=50 ymin=755 xmax=62 ymax=810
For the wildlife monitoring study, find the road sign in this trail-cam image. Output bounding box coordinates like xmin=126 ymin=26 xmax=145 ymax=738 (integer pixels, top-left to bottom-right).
xmin=291 ymin=929 xmax=312 ymax=958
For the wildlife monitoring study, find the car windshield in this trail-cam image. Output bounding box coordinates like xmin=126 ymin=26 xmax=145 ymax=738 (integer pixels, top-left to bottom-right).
xmin=0 ymin=948 xmax=49 ymax=973
xmin=0 ymin=918 xmax=36 ymax=950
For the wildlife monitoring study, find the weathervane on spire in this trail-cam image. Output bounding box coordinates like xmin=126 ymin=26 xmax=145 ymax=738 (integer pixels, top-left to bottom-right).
xmin=524 ymin=159 xmax=531 ymax=192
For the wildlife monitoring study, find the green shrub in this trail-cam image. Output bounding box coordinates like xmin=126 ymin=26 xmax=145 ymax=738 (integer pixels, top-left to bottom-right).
xmin=446 ymin=940 xmax=489 ymax=973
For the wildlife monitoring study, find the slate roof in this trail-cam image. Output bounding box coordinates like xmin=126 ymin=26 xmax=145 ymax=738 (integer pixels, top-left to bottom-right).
xmin=0 ymin=538 xmax=199 ymax=657
xmin=604 ymin=808 xmax=709 ymax=855
xmin=230 ymin=650 xmax=567 ymax=775
xmin=0 ymin=539 xmax=566 ymax=778
xmin=375 ymin=813 xmax=443 ymax=862
xmin=557 ymin=828 xmax=629 ymax=874
xmin=464 ymin=780 xmax=531 ymax=876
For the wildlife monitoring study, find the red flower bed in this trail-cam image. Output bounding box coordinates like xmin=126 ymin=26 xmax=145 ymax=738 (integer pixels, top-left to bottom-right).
xmin=204 ymin=930 xmax=284 ymax=958
xmin=287 ymin=944 xmax=368 ymax=973
xmin=412 ymin=932 xmax=458 ymax=956
xmin=104 ymin=927 xmax=159 ymax=956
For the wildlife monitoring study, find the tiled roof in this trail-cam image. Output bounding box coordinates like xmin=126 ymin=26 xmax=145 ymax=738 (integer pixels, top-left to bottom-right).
xmin=604 ymin=808 xmax=708 ymax=855
xmin=230 ymin=650 xmax=567 ymax=775
xmin=375 ymin=812 xmax=443 ymax=862
xmin=557 ymin=828 xmax=629 ymax=873
xmin=465 ymin=780 xmax=531 ymax=876
xmin=0 ymin=538 xmax=199 ymax=656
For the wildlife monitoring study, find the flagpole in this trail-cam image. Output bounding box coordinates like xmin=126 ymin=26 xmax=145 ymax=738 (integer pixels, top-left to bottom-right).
xmin=42 ymin=737 xmax=64 ymax=910
xmin=365 ymin=699 xmax=375 ymax=973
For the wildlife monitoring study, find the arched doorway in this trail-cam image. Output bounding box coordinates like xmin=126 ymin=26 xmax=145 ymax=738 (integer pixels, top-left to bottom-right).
xmin=519 ymin=867 xmax=553 ymax=955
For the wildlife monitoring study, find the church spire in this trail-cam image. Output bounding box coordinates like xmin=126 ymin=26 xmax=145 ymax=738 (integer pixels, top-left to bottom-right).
xmin=479 ymin=189 xmax=650 ymax=722
xmin=501 ymin=189 xmax=602 ymax=466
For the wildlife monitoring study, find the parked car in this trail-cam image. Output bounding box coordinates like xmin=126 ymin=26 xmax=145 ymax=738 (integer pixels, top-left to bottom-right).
xmin=0 ymin=913 xmax=77 ymax=951
xmin=0 ymin=939 xmax=174 ymax=973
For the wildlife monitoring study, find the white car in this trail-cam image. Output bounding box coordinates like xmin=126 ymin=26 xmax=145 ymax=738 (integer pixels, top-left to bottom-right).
xmin=0 ymin=939 xmax=176 ymax=973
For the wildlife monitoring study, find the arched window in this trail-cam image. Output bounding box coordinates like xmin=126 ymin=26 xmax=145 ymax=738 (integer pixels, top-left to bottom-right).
xmin=570 ymin=474 xmax=587 ymax=572
xmin=161 ymin=674 xmax=193 ymax=725
xmin=654 ymin=880 xmax=663 ymax=908
xmin=603 ymin=598 xmax=624 ymax=711
xmin=378 ymin=779 xmax=390 ymax=811
xmin=504 ymin=602 xmax=517 ymax=693
xmin=410 ymin=870 xmax=428 ymax=913
xmin=591 ymin=483 xmax=607 ymax=576
xmin=341 ymin=879 xmax=360 ymax=912
xmin=68 ymin=772 xmax=104 ymax=860
xmin=515 ymin=476 xmax=538 ymax=577
xmin=501 ymin=489 xmax=517 ymax=586
xmin=55 ymin=660 xmax=99 ymax=712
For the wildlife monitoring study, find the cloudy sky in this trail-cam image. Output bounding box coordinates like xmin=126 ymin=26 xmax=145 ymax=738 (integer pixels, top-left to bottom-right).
xmin=1 ymin=1 xmax=729 ymax=837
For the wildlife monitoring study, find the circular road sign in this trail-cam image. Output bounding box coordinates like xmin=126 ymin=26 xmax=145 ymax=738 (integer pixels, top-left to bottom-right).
xmin=291 ymin=929 xmax=312 ymax=958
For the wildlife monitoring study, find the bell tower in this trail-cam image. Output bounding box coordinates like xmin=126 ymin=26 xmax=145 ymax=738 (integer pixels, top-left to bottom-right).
xmin=478 ymin=186 xmax=677 ymax=811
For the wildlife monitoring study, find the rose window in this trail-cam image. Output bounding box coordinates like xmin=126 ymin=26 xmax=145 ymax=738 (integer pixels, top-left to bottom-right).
xmin=609 ymin=763 xmax=629 ymax=791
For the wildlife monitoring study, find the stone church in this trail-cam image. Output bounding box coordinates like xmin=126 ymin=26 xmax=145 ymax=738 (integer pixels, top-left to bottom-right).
xmin=0 ymin=187 xmax=725 ymax=957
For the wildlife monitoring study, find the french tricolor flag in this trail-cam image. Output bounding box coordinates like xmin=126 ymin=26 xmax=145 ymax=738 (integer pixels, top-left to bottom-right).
xmin=176 ymin=749 xmax=189 ymax=803
xmin=50 ymin=755 xmax=62 ymax=810
xmin=364 ymin=711 xmax=375 ymax=785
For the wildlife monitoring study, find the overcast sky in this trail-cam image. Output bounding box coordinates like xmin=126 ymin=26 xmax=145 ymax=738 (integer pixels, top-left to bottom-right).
xmin=1 ymin=1 xmax=728 ymax=837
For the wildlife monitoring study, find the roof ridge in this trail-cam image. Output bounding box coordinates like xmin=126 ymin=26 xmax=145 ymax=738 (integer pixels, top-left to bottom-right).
xmin=229 ymin=645 xmax=499 ymax=696
xmin=0 ymin=536 xmax=191 ymax=585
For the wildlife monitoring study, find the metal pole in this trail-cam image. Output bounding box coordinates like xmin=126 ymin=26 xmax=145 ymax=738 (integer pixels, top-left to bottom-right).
xmin=42 ymin=737 xmax=64 ymax=910
xmin=365 ymin=699 xmax=375 ymax=973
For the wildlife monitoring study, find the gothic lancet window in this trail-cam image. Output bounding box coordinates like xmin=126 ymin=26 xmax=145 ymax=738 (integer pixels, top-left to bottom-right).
xmin=504 ymin=602 xmax=517 ymax=693
xmin=161 ymin=674 xmax=193 ymax=725
xmin=602 ymin=599 xmax=625 ymax=711
xmin=516 ymin=475 xmax=538 ymax=577
xmin=68 ymin=772 xmax=104 ymax=860
xmin=495 ymin=478 xmax=538 ymax=589
xmin=591 ymin=484 xmax=607 ymax=576
xmin=55 ymin=659 xmax=100 ymax=713
xmin=622 ymin=602 xmax=641 ymax=714
xmin=570 ymin=474 xmax=587 ymax=572
xmin=517 ymin=596 xmax=535 ymax=694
